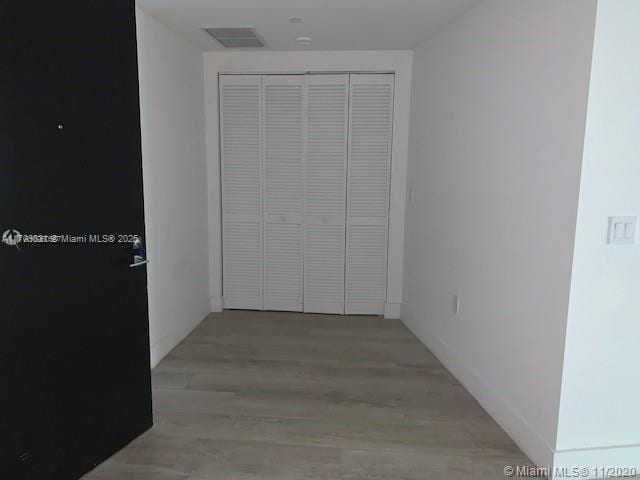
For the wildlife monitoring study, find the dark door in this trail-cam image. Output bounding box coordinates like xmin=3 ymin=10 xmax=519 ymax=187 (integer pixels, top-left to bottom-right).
xmin=0 ymin=1 xmax=152 ymax=479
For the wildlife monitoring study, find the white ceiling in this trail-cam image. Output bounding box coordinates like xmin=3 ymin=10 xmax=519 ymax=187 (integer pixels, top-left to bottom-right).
xmin=136 ymin=0 xmax=481 ymax=51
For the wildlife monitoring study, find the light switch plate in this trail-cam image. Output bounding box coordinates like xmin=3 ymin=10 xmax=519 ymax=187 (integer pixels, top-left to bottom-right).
xmin=608 ymin=216 xmax=637 ymax=245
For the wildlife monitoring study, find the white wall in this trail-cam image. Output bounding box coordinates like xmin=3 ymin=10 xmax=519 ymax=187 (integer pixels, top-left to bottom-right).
xmin=555 ymin=0 xmax=640 ymax=473
xmin=204 ymin=51 xmax=413 ymax=318
xmin=402 ymin=0 xmax=596 ymax=467
xmin=136 ymin=8 xmax=210 ymax=368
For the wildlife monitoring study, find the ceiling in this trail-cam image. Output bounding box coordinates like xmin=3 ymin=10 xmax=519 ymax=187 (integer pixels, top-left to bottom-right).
xmin=136 ymin=0 xmax=481 ymax=51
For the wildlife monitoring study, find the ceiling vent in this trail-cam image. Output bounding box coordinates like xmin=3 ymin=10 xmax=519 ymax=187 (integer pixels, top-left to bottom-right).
xmin=202 ymin=27 xmax=266 ymax=48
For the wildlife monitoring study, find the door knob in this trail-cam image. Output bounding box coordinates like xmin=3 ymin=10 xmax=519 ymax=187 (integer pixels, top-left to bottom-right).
xmin=130 ymin=236 xmax=149 ymax=268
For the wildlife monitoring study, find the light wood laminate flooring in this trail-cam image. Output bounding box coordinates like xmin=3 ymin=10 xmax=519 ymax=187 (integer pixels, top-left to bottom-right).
xmin=85 ymin=310 xmax=532 ymax=479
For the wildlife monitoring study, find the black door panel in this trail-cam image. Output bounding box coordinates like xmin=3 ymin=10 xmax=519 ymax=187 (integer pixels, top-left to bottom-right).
xmin=0 ymin=1 xmax=152 ymax=478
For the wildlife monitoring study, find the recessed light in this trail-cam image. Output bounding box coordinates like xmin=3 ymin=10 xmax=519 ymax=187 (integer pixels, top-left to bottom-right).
xmin=296 ymin=36 xmax=312 ymax=46
xmin=289 ymin=17 xmax=302 ymax=23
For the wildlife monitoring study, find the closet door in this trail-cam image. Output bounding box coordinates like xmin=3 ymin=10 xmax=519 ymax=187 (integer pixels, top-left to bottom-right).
xmin=220 ymin=75 xmax=263 ymax=309
xmin=304 ymin=74 xmax=349 ymax=314
xmin=262 ymin=75 xmax=305 ymax=311
xmin=345 ymin=74 xmax=394 ymax=315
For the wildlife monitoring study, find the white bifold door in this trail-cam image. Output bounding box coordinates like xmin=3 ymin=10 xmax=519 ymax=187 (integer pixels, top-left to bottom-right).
xmin=220 ymin=73 xmax=394 ymax=315
xmin=220 ymin=75 xmax=263 ymax=310
xmin=345 ymin=74 xmax=394 ymax=315
xmin=304 ymin=74 xmax=349 ymax=314
xmin=262 ymin=75 xmax=305 ymax=311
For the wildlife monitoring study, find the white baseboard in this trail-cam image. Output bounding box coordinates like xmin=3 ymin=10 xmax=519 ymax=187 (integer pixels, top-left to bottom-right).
xmin=384 ymin=302 xmax=402 ymax=319
xmin=401 ymin=320 xmax=555 ymax=468
xmin=149 ymin=314 xmax=206 ymax=369
xmin=210 ymin=296 xmax=224 ymax=312
xmin=552 ymin=444 xmax=640 ymax=479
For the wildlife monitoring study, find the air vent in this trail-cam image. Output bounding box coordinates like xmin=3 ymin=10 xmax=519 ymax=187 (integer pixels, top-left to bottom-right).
xmin=202 ymin=27 xmax=266 ymax=48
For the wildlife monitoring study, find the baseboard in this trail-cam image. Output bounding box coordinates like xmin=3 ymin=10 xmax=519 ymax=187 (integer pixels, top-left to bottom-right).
xmin=149 ymin=313 xmax=207 ymax=368
xmin=384 ymin=302 xmax=402 ymax=319
xmin=210 ymin=295 xmax=224 ymax=312
xmin=552 ymin=444 xmax=640 ymax=479
xmin=401 ymin=319 xmax=555 ymax=468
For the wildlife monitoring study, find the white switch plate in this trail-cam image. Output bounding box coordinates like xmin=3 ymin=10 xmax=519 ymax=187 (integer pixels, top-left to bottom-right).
xmin=608 ymin=216 xmax=637 ymax=245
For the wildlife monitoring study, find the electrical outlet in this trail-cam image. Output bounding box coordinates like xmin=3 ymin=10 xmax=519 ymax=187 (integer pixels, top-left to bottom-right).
xmin=453 ymin=294 xmax=460 ymax=315
xmin=409 ymin=187 xmax=415 ymax=204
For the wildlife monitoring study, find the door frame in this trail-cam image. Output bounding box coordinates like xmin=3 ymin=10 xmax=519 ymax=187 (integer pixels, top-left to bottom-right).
xmin=205 ymin=51 xmax=413 ymax=319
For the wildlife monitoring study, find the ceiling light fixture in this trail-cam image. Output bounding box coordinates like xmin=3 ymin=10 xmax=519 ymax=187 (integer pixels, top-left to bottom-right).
xmin=296 ymin=36 xmax=312 ymax=46
xmin=289 ymin=17 xmax=302 ymax=23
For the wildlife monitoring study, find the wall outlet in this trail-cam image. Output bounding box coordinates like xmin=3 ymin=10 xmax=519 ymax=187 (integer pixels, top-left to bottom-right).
xmin=453 ymin=294 xmax=460 ymax=315
xmin=409 ymin=187 xmax=415 ymax=204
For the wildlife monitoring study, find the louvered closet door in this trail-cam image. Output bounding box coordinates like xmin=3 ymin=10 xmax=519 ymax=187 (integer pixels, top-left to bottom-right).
xmin=220 ymin=75 xmax=263 ymax=310
xmin=346 ymin=74 xmax=394 ymax=315
xmin=262 ymin=75 xmax=305 ymax=311
xmin=304 ymin=74 xmax=349 ymax=314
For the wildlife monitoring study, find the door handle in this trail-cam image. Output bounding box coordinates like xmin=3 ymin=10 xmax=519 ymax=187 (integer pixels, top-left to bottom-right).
xmin=130 ymin=256 xmax=149 ymax=268
xmin=130 ymin=236 xmax=149 ymax=268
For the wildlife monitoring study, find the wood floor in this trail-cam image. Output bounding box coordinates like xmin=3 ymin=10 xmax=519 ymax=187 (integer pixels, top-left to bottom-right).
xmin=85 ymin=310 xmax=532 ymax=479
